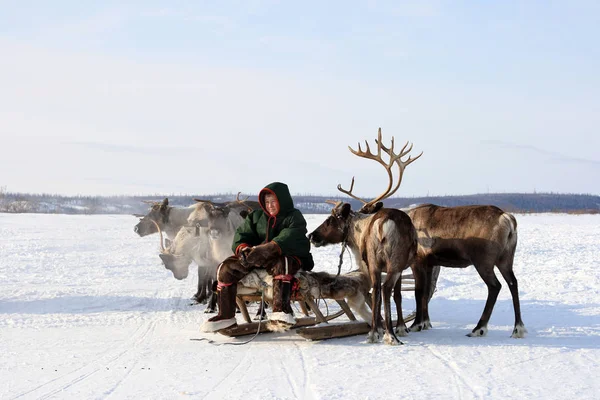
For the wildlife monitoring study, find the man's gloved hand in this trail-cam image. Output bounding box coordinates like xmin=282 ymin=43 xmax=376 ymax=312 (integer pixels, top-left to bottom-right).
xmin=239 ymin=246 xmax=253 ymax=267
xmin=245 ymin=241 xmax=281 ymax=267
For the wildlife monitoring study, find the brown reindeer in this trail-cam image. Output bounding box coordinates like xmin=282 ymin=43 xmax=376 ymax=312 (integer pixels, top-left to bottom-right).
xmin=309 ymin=128 xmax=421 ymax=345
xmin=407 ymin=204 xmax=526 ymax=338
xmin=369 ymin=145 xmax=527 ymax=338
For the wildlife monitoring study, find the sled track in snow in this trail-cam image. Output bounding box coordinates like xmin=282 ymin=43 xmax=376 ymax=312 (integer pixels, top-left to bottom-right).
xmin=11 ymin=318 xmax=158 ymax=400
xmin=201 ymin=343 xmax=254 ymax=398
xmin=9 ymin=286 xmax=181 ymax=400
xmin=424 ymin=345 xmax=482 ymax=400
xmin=294 ymin=342 xmax=317 ymax=400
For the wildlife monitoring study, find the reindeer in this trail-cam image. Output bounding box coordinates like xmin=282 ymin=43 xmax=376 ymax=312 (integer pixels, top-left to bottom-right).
xmin=134 ymin=198 xmax=195 ymax=242
xmin=159 ymin=197 xmax=260 ymax=313
xmin=135 ymin=195 xmax=259 ymax=304
xmin=406 ymin=204 xmax=526 ymax=338
xmin=309 ymin=128 xmax=421 ymax=345
xmin=370 ymin=144 xmax=527 ymax=338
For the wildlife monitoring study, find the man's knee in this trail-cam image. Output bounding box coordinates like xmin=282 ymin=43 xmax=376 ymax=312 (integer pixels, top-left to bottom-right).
xmin=216 ymin=256 xmax=246 ymax=284
xmin=269 ymin=256 xmax=302 ymax=278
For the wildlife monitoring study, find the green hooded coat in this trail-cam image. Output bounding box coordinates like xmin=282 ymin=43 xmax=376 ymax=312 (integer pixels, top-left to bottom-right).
xmin=232 ymin=182 xmax=314 ymax=271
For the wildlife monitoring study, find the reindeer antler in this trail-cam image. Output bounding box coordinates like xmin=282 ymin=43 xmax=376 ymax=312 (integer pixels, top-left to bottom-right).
xmin=149 ymin=219 xmax=166 ymax=252
xmin=339 ymin=127 xmax=422 ymax=211
xmin=375 ymin=136 xmax=423 ymax=201
xmin=193 ymin=198 xmax=215 ymax=206
xmin=325 ymin=199 xmax=343 ymax=209
xmin=337 ymin=177 xmax=367 ymax=204
xmin=234 ymin=192 xmax=253 ymax=212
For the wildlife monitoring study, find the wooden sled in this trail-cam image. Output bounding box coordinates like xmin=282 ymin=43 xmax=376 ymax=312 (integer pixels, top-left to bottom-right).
xmin=218 ymin=271 xmax=416 ymax=341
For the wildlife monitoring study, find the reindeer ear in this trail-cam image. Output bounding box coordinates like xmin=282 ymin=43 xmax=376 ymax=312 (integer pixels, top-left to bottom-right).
xmin=341 ymin=203 xmax=352 ymax=218
xmin=161 ymin=198 xmax=169 ymax=210
xmin=239 ymin=210 xmax=249 ymax=219
xmin=363 ymin=202 xmax=383 ymax=214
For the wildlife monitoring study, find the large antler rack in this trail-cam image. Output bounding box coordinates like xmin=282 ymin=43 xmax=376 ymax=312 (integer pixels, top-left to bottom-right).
xmin=338 ymin=127 xmax=422 ymax=213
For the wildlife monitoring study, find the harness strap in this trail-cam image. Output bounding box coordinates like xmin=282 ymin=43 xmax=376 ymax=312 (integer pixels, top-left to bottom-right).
xmin=274 ymin=256 xmax=293 ymax=282
xmin=216 ymin=262 xmax=234 ymax=289
xmin=273 ymin=274 xmax=293 ymax=282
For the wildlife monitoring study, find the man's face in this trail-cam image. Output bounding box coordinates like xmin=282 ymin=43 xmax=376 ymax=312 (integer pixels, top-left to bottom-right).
xmin=264 ymin=194 xmax=280 ymax=216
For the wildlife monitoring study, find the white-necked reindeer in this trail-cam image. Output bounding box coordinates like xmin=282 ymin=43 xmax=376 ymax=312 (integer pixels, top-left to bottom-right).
xmin=135 ymin=196 xmax=259 ymax=305
xmin=134 ymin=198 xmax=210 ymax=302
xmin=134 ymin=198 xmax=195 ymax=242
xmin=159 ymin=196 xmax=259 ymax=313
xmin=309 ymin=128 xmax=421 ymax=345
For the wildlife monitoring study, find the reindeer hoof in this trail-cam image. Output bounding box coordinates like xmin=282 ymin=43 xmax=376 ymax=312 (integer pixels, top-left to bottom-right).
xmin=384 ymin=332 xmax=403 ymax=345
xmin=410 ymin=320 xmax=432 ymax=332
xmin=511 ymin=324 xmax=527 ymax=338
xmin=204 ymin=308 xmax=216 ymax=314
xmin=366 ymin=331 xmax=380 ymax=343
xmin=394 ymin=326 xmax=410 ymax=337
xmin=467 ymin=326 xmax=488 ymax=337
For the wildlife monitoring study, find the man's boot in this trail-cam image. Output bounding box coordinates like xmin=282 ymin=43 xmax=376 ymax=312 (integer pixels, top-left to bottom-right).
xmin=200 ymin=284 xmax=237 ymax=332
xmin=268 ymin=279 xmax=296 ymax=331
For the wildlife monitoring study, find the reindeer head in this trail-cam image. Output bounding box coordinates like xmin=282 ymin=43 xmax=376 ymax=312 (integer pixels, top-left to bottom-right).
xmin=189 ymin=200 xmax=231 ymax=239
xmin=134 ymin=198 xmax=170 ymax=237
xmin=206 ymin=204 xmax=232 ymax=238
xmin=193 ymin=194 xmax=251 ymax=239
xmin=309 ymin=202 xmax=353 ymax=247
xmin=309 ymin=128 xmax=421 ymax=247
xmin=158 ymin=223 xmax=201 ymax=280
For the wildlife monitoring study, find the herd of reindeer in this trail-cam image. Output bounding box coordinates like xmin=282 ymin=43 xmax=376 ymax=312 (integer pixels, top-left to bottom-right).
xmin=133 ymin=128 xmax=527 ymax=345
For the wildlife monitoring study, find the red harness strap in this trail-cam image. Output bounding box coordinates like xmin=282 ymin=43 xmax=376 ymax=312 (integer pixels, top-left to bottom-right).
xmin=273 ymin=274 xmax=293 ymax=282
xmin=217 ymin=281 xmax=234 ymax=289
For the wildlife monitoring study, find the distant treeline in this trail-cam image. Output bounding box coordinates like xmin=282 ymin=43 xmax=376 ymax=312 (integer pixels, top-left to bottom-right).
xmin=0 ymin=189 xmax=599 ymax=215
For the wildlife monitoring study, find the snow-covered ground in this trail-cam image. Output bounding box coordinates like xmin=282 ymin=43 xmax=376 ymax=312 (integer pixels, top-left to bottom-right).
xmin=1 ymin=213 xmax=599 ymax=399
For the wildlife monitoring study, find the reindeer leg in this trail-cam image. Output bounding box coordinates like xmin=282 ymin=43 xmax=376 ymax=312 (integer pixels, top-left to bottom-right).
xmin=204 ymin=280 xmax=218 ymax=314
xmin=421 ymin=265 xmax=435 ymax=329
xmin=193 ymin=266 xmax=209 ymax=304
xmin=383 ymin=271 xmax=402 ymax=345
xmin=497 ymin=257 xmax=527 ymax=338
xmin=428 ymin=265 xmax=441 ymax=302
xmin=468 ymin=263 xmax=501 ymax=337
xmin=367 ymin=271 xmax=382 ymax=344
xmin=393 ymin=277 xmax=409 ymax=337
xmin=410 ymin=262 xmax=431 ymax=331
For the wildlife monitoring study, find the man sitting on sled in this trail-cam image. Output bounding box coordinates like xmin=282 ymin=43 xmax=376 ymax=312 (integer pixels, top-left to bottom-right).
xmin=200 ymin=182 xmax=314 ymax=332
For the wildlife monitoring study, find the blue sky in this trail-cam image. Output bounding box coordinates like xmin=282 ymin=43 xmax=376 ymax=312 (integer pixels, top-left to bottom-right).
xmin=1 ymin=1 xmax=598 ymax=197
